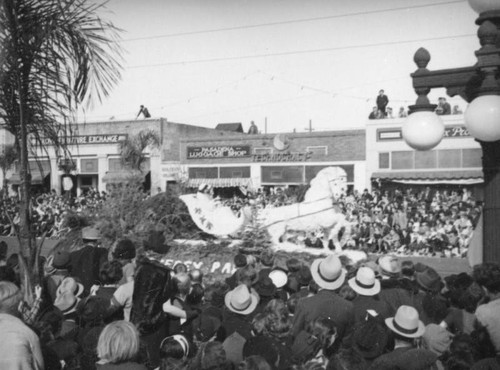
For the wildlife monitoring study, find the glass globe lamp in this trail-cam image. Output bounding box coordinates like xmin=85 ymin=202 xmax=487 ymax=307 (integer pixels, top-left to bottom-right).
xmin=464 ymin=95 xmax=500 ymax=141
xmin=402 ymin=111 xmax=445 ymax=151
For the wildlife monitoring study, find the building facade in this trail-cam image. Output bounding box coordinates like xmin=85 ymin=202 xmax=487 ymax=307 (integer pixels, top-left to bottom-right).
xmin=179 ymin=129 xmax=367 ymax=192
xmin=365 ymin=114 xmax=483 ymax=194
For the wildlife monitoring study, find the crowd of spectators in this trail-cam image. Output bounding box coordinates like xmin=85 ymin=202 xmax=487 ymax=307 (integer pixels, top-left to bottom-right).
xmin=368 ymin=90 xmax=464 ymax=120
xmin=0 ymin=228 xmax=499 ymax=370
xmin=0 ymin=188 xmax=106 ymax=238
xmin=221 ymin=185 xmax=481 ymax=258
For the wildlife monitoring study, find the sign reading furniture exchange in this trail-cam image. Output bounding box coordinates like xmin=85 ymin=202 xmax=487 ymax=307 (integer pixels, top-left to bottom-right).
xmin=32 ymin=134 xmax=128 ymax=146
xmin=187 ymin=145 xmax=251 ymax=159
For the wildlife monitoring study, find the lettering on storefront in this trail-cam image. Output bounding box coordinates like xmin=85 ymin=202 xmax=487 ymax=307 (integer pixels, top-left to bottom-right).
xmin=32 ymin=134 xmax=128 ymax=146
xmin=377 ymin=125 xmax=470 ymax=141
xmin=187 ymin=146 xmax=251 ymax=159
xmin=253 ymin=152 xmax=312 ymax=162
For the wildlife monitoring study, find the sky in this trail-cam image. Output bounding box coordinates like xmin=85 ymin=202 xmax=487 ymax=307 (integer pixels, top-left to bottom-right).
xmin=82 ymin=0 xmax=480 ymax=133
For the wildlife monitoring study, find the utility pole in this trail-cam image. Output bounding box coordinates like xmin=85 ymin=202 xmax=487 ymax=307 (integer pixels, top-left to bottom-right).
xmin=305 ymin=119 xmax=314 ymax=133
xmin=264 ymin=117 xmax=268 ymax=134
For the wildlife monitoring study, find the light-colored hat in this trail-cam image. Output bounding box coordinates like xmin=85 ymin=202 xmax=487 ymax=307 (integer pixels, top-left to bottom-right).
xmin=378 ymin=255 xmax=401 ymax=278
xmin=54 ymin=291 xmax=80 ymax=315
xmin=269 ymin=268 xmax=288 ymax=289
xmin=385 ymin=305 xmax=425 ymax=338
xmin=82 ymin=226 xmax=100 ymax=240
xmin=57 ymin=277 xmax=84 ymax=298
xmin=310 ymin=255 xmax=346 ymax=290
xmin=348 ymin=267 xmax=381 ymax=296
xmin=225 ymin=284 xmax=260 ymax=315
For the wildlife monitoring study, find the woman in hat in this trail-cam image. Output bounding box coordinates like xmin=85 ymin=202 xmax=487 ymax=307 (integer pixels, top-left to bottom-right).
xmin=368 ymin=305 xmax=438 ymax=370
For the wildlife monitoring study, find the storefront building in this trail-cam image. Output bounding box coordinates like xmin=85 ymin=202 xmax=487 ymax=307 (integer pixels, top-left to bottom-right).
xmin=179 ymin=129 xmax=367 ymax=192
xmin=2 ymin=118 xmax=232 ymax=196
xmin=365 ymin=114 xmax=483 ymax=194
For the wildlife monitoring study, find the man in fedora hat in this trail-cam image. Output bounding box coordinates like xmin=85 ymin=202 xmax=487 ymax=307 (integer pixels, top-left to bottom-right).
xmin=292 ymin=255 xmax=354 ymax=344
xmin=220 ymin=284 xmax=260 ymax=341
xmin=349 ymin=266 xmax=391 ymax=323
xmin=69 ymin=226 xmax=108 ymax=294
xmin=368 ymin=305 xmax=437 ymax=370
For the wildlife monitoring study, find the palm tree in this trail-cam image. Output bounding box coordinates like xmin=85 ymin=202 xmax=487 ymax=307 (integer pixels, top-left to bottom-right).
xmin=0 ymin=144 xmax=17 ymax=197
xmin=119 ymin=129 xmax=160 ymax=172
xmin=0 ymin=0 xmax=123 ymax=299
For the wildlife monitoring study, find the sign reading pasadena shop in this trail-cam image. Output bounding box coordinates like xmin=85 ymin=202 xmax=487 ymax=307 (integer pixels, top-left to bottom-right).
xmin=32 ymin=134 xmax=128 ymax=146
xmin=187 ymin=145 xmax=251 ymax=159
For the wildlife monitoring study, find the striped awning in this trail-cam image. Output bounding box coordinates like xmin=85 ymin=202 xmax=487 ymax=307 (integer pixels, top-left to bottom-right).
xmin=372 ymin=169 xmax=483 ymax=185
xmin=186 ymin=177 xmax=253 ymax=189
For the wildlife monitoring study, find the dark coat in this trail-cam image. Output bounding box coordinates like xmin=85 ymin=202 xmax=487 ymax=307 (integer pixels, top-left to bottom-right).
xmin=292 ymin=289 xmax=354 ymax=343
xmin=352 ymin=294 xmax=392 ymax=323
xmin=70 ymin=245 xmax=108 ymax=294
xmin=368 ymin=347 xmax=438 ymax=370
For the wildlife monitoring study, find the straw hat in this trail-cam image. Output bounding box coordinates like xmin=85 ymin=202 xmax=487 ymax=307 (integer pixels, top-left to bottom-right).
xmin=348 ymin=267 xmax=381 ymax=296
xmin=225 ymin=284 xmax=260 ymax=315
xmin=377 ymin=255 xmax=401 ymax=278
xmin=385 ymin=305 xmax=425 ymax=338
xmin=56 ymin=277 xmax=84 ymax=298
xmin=82 ymin=226 xmax=100 ymax=240
xmin=54 ymin=291 xmax=80 ymax=315
xmin=310 ymin=255 xmax=346 ymax=290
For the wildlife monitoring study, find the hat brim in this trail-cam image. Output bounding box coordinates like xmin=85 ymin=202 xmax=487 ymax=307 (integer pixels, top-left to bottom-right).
xmin=311 ymin=258 xmax=346 ymax=290
xmin=348 ymin=277 xmax=380 ymax=296
xmin=224 ymin=288 xmax=260 ymax=315
xmin=385 ymin=317 xmax=425 ymax=338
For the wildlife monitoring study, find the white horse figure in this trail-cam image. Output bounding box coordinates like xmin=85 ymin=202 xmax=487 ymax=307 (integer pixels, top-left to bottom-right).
xmin=261 ymin=166 xmax=349 ymax=252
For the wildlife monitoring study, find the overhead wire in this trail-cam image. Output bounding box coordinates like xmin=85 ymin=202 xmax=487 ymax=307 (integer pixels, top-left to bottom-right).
xmin=122 ymin=0 xmax=466 ymax=42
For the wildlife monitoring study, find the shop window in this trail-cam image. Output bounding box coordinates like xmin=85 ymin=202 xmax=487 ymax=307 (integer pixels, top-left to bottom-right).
xmin=462 ymin=148 xmax=482 ymax=168
xmin=415 ymin=150 xmax=437 ymax=169
xmin=438 ymin=149 xmax=461 ymax=168
xmin=188 ymin=167 xmax=218 ymax=179
xmin=219 ymin=166 xmax=250 ymax=178
xmin=80 ymin=158 xmax=98 ymax=173
xmin=306 ymin=146 xmax=327 ymax=156
xmin=254 ymin=148 xmax=272 ymax=154
xmin=379 ymin=153 xmax=390 ymax=169
xmin=108 ymin=158 xmax=124 ymax=172
xmin=391 ymin=151 xmax=414 ymax=170
xmin=271 ymin=171 xmax=282 ymax=179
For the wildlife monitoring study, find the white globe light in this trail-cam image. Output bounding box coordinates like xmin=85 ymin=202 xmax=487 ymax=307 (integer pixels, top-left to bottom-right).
xmin=402 ymin=111 xmax=445 ymax=151
xmin=464 ymin=95 xmax=500 ymax=141
xmin=468 ymin=0 xmax=500 ymax=14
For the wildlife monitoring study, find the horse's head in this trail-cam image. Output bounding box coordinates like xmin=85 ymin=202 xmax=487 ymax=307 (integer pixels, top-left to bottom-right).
xmin=306 ymin=166 xmax=348 ymax=201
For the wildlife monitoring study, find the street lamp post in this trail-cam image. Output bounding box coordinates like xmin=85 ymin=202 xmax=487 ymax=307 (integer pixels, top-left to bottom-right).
xmin=403 ymin=0 xmax=500 ymax=263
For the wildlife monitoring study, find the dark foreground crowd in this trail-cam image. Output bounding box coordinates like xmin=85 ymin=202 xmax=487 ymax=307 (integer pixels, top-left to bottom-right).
xmin=0 ymin=225 xmax=499 ymax=370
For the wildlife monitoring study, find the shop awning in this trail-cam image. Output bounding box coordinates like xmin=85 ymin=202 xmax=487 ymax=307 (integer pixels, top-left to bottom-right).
xmin=102 ymin=170 xmax=145 ymax=184
xmin=372 ymin=170 xmax=483 ymax=185
xmin=7 ymin=171 xmax=50 ymax=185
xmin=186 ymin=177 xmax=253 ymax=189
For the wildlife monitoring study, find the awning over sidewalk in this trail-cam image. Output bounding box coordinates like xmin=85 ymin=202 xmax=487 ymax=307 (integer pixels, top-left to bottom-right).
xmin=102 ymin=170 xmax=145 ymax=184
xmin=186 ymin=177 xmax=253 ymax=189
xmin=372 ymin=170 xmax=483 ymax=185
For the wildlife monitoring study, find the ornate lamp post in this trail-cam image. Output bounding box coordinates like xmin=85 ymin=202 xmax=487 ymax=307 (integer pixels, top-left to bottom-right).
xmin=403 ymin=0 xmax=500 ymax=263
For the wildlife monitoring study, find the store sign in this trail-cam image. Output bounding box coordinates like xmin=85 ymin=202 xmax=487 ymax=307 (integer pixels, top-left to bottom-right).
xmin=253 ymin=152 xmax=312 ymax=162
xmin=187 ymin=145 xmax=251 ymax=159
xmin=377 ymin=125 xmax=470 ymax=141
xmin=33 ymin=134 xmax=128 ymax=146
